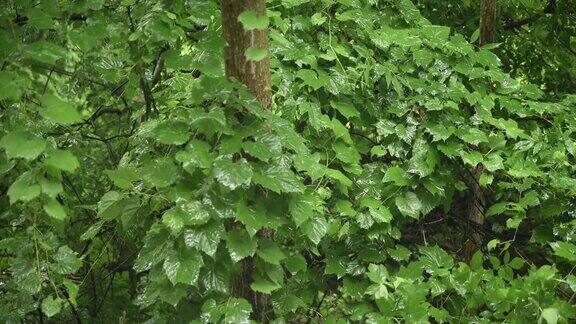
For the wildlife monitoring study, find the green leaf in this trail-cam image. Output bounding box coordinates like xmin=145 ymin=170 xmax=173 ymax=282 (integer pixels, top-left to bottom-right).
xmin=213 ymin=158 xmax=253 ymax=190
xmin=311 ymin=12 xmax=326 ymax=25
xmin=487 ymin=239 xmax=500 ymax=250
xmin=226 ymin=228 xmax=257 ymax=262
xmin=550 ymin=242 xmax=576 ymax=262
xmin=387 ymin=245 xmax=411 ymax=261
xmin=301 ymin=216 xmax=328 ymax=245
xmin=334 ymin=199 xmax=356 ymax=217
xmin=437 ymin=142 xmax=460 ymax=157
xmin=376 ymin=119 xmax=397 ymax=137
xmin=40 ymin=94 xmax=82 ymax=125
xmin=238 ymin=10 xmax=269 ymax=30
xmin=97 ymin=191 xmax=125 ymax=220
xmin=506 ymin=217 xmax=522 ymax=229
xmin=0 ymin=131 xmax=46 ymax=160
xmin=289 ymin=192 xmax=323 ymax=227
xmin=242 ymin=141 xmax=275 ymax=162
xmin=257 ymin=239 xmax=286 ymax=265
xmin=333 ymin=141 xmax=361 ymax=165
xmin=251 ymin=275 xmax=281 ymax=294
xmin=284 ymin=254 xmax=307 ymax=274
xmin=282 ymin=0 xmax=311 ymax=8
xmin=395 ymin=191 xmax=422 ymax=219
xmin=296 ymin=69 xmax=328 ymax=90
xmin=483 ymin=153 xmax=504 ymax=172
xmin=0 ymin=71 xmax=26 ymax=100
xmin=293 ymin=152 xmax=326 ymax=180
xmin=27 ymin=7 xmax=54 ymax=29
xmin=183 ymin=220 xmax=225 ymax=257
xmin=180 ymin=201 xmax=211 ymax=225
xmin=420 ymin=245 xmax=454 ymax=271
xmin=8 ymin=173 xmax=41 ymax=204
xmin=43 ymin=198 xmax=67 ymax=220
xmin=163 ymin=247 xmax=204 ymax=286
xmin=486 ymin=202 xmax=508 ymax=216
xmin=134 ymin=224 xmax=172 ymax=272
xmin=0 ymin=158 xmax=15 ymax=175
xmin=176 ymin=140 xmax=214 ymax=171
xmin=426 ymin=124 xmax=455 ymax=142
xmin=26 ymin=41 xmax=67 ymax=64
xmin=470 ymin=28 xmax=480 ymax=43
xmin=162 ymin=208 xmax=187 ymax=234
xmin=253 ymin=164 xmax=305 ymax=193
xmin=458 ymin=128 xmax=488 ymax=145
xmin=152 ymin=121 xmax=189 ymax=145
xmin=330 ymin=101 xmax=360 ymax=119
xmin=460 ymin=151 xmax=483 ymax=167
xmin=245 ymin=46 xmax=268 ymax=61
xmin=105 ymin=167 xmax=139 ymax=189
xmin=470 ymin=251 xmax=483 ymax=270
xmin=366 ymin=283 xmax=389 ymax=300
xmin=540 ymin=308 xmax=559 ymax=324
xmin=267 ymin=115 xmax=308 ymax=153
xmin=508 ymin=257 xmax=524 ymax=270
xmin=223 ymin=298 xmax=252 ymax=323
xmin=370 ymin=205 xmax=393 ymax=223
xmin=63 ymin=281 xmax=79 ymax=306
xmin=330 ymin=118 xmax=353 ymax=144
xmin=324 ymin=256 xmax=346 ymax=277
xmin=52 ymin=246 xmax=82 ymax=274
xmin=519 ymin=190 xmax=540 ymax=208
xmin=366 ymin=264 xmax=388 ymax=284
xmin=141 ymin=157 xmax=179 ymax=188
xmin=41 ymin=296 xmax=62 ymax=317
xmin=44 ymin=149 xmax=80 ymax=172
xmin=236 ymin=201 xmax=266 ymax=235
xmin=325 ymin=168 xmax=353 ymax=187
xmin=40 ymin=178 xmax=63 ymax=198
xmin=383 ymin=166 xmax=410 ymax=186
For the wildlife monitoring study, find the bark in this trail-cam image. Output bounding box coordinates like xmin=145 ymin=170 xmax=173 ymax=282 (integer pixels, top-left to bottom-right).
xmin=220 ymin=0 xmax=272 ymax=322
xmin=221 ymin=0 xmax=272 ymax=108
xmin=464 ymin=165 xmax=486 ymax=262
xmin=479 ymin=0 xmax=497 ymax=45
xmin=465 ymin=0 xmax=497 ymax=262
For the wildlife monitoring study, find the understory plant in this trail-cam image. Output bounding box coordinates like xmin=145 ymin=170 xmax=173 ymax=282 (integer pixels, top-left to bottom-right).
xmin=0 ymin=0 xmax=575 ymax=323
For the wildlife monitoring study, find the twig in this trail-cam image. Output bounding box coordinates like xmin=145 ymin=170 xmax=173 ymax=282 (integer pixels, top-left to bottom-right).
xmin=350 ymin=131 xmax=380 ymax=145
xmin=151 ymin=46 xmax=169 ymax=88
xmin=127 ymin=6 xmax=157 ymax=120
xmin=94 ymin=272 xmax=116 ymax=316
xmin=42 ymin=66 xmax=55 ymax=94
xmin=66 ymin=297 xmax=82 ymax=324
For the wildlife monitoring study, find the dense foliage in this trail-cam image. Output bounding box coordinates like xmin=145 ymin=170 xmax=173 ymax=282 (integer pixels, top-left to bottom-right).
xmin=1 ymin=0 xmax=575 ymax=322
xmin=415 ymin=0 xmax=576 ymax=95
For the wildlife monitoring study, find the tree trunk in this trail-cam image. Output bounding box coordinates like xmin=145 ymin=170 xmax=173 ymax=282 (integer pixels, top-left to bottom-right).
xmin=220 ymin=0 xmax=272 ymax=322
xmin=479 ymin=0 xmax=496 ymax=45
xmin=221 ymin=0 xmax=272 ymax=108
xmin=465 ymin=0 xmax=496 ymax=262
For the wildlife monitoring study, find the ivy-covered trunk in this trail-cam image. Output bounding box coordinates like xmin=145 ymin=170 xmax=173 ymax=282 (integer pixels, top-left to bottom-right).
xmin=220 ymin=0 xmax=272 ymax=321
xmin=465 ymin=0 xmax=497 ymax=261
xmin=221 ymin=0 xmax=272 ymax=109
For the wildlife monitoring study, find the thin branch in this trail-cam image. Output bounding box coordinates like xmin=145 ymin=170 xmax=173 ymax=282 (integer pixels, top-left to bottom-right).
xmin=503 ymin=14 xmax=543 ymax=30
xmin=138 ymin=74 xmax=156 ymax=119
xmin=350 ymin=131 xmax=381 ymax=145
xmin=81 ymin=131 xmax=133 ymax=143
xmin=66 ymin=297 xmax=82 ymax=324
xmin=151 ymin=47 xmax=169 ymax=88
xmin=33 ymin=63 xmax=108 ymax=88
xmin=42 ymin=66 xmax=54 ymax=94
